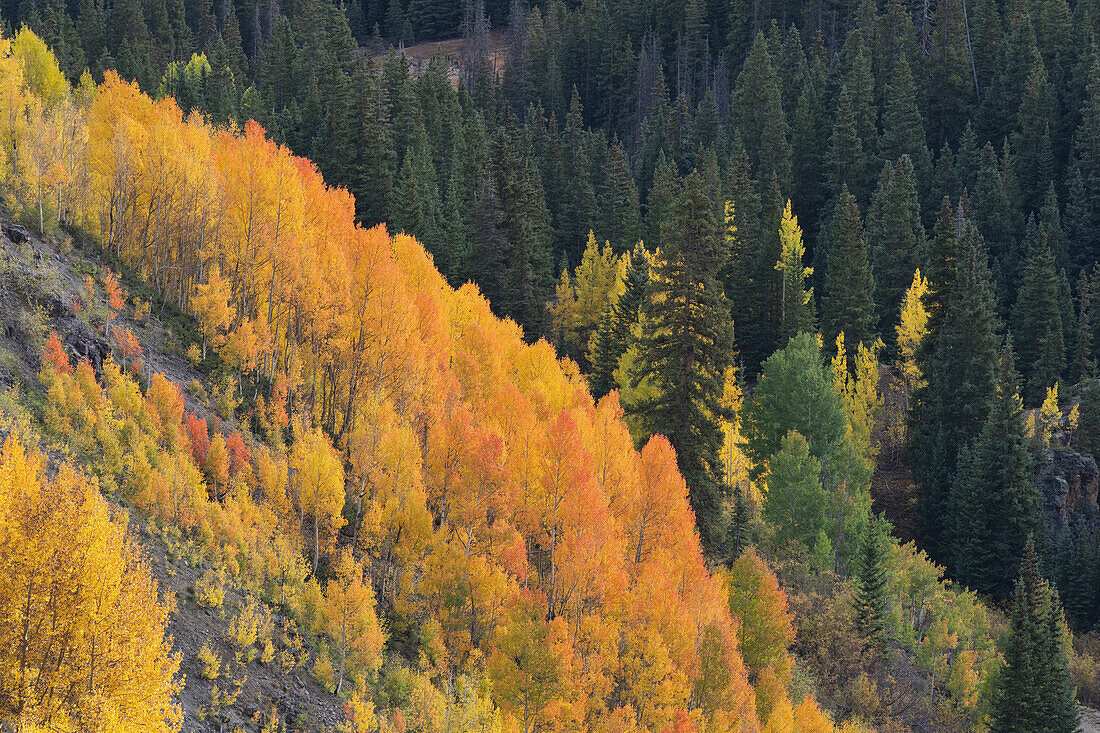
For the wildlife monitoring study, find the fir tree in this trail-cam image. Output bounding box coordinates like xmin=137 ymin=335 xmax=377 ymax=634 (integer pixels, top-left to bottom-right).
xmin=596 ymin=140 xmax=642 ymax=252
xmin=911 ymin=223 xmax=1001 ymax=563
xmin=1013 ymin=223 xmax=1065 ymax=405
xmin=631 ymin=170 xmax=735 ymax=551
xmin=822 ymin=186 xmax=877 ymax=350
xmin=868 ymin=156 xmax=927 ymax=341
xmin=734 ymin=31 xmax=792 ymax=192
xmin=1072 ymin=270 xmax=1094 ymax=382
xmin=991 ymin=537 xmax=1081 ymax=733
xmin=949 ymin=341 xmax=1040 ymax=597
xmin=852 ymin=513 xmax=890 ymax=649
xmin=589 ymin=244 xmax=650 ymax=401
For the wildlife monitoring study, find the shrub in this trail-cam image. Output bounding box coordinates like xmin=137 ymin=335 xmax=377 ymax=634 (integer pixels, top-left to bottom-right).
xmin=198 ymin=641 xmax=221 ymax=680
xmin=194 ymin=567 xmax=225 ymax=609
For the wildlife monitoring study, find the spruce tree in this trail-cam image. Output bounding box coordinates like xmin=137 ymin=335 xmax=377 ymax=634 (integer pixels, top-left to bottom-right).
xmin=1065 ymin=168 xmax=1094 ymax=274
xmin=868 ymin=156 xmax=927 ymax=341
xmin=631 ymin=170 xmax=735 ymax=551
xmin=774 ymin=200 xmax=816 ymax=346
xmin=878 ymin=54 xmax=930 ymax=180
xmin=910 ymin=223 xmax=1001 ymax=563
xmin=822 ymin=186 xmax=877 ymax=350
xmin=948 ymin=341 xmax=1040 ymax=597
xmin=1077 ymin=377 xmax=1100 ymax=457
xmin=596 ymin=140 xmax=641 ymax=252
xmin=734 ymin=31 xmax=792 ymax=193
xmin=1072 ymin=270 xmax=1094 ymax=383
xmin=589 ymin=244 xmax=650 ymax=401
xmin=991 ymin=537 xmax=1081 ymax=733
xmin=1013 ymin=223 xmax=1065 ymax=406
xmin=852 ymin=514 xmax=890 ymax=649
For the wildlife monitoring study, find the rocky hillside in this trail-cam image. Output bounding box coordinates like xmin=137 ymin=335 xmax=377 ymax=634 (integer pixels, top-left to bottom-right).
xmin=0 ymin=214 xmax=349 ymax=732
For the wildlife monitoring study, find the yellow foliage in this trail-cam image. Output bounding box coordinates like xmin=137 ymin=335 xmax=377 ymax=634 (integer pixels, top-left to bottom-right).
xmin=1038 ymin=383 xmax=1062 ymax=448
xmin=895 ymin=269 xmax=930 ymax=394
xmin=198 ymin=641 xmax=221 ymax=680
xmin=0 ymin=431 xmax=181 ymax=732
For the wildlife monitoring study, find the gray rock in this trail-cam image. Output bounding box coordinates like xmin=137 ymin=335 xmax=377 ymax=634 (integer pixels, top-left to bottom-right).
xmin=1035 ymin=448 xmax=1100 ymax=550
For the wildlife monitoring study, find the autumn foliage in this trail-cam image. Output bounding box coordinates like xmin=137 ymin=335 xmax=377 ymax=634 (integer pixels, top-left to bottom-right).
xmin=0 ymin=28 xmax=878 ymax=732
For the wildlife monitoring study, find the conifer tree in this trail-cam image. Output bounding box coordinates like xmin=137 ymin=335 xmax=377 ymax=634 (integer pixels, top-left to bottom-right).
xmin=879 ymin=54 xmax=929 ymax=180
xmin=1078 ymin=377 xmax=1100 ymax=457
xmin=774 ymin=200 xmax=815 ymax=346
xmin=852 ymin=514 xmax=890 ymax=649
xmin=991 ymin=537 xmax=1081 ymax=733
xmin=868 ymin=156 xmax=927 ymax=341
xmin=826 ymin=84 xmax=868 ymax=205
xmin=1013 ymin=224 xmax=1065 ymax=405
xmin=734 ymin=31 xmax=792 ymax=192
xmin=1074 ymin=270 xmax=1094 ymax=383
xmin=596 ymin=140 xmax=641 ymax=251
xmin=631 ymin=170 xmax=735 ymax=550
xmin=822 ymin=186 xmax=877 ymax=350
xmin=949 ymin=341 xmax=1040 ymax=597
xmin=589 ymin=244 xmax=650 ymax=401
xmin=910 ymin=223 xmax=1001 ymax=563
xmin=1065 ymin=168 xmax=1094 ymax=274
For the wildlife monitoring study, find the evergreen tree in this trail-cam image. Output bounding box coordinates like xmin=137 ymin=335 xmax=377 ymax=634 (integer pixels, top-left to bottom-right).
xmin=1072 ymin=269 xmax=1094 ymax=382
xmin=734 ymin=31 xmax=792 ymax=193
xmin=878 ymin=53 xmax=929 ymax=178
xmin=589 ymin=244 xmax=650 ymax=401
xmin=1078 ymin=377 xmax=1100 ymax=457
xmin=774 ymin=200 xmax=816 ymax=346
xmin=991 ymin=537 xmax=1081 ymax=733
xmin=1065 ymin=168 xmax=1094 ymax=274
xmin=911 ymin=222 xmax=1001 ymax=563
xmin=949 ymin=341 xmax=1040 ymax=597
xmin=630 ymin=170 xmax=735 ymax=551
xmin=596 ymin=140 xmax=641 ymax=252
xmin=822 ymin=186 xmax=877 ymax=350
xmin=644 ymin=152 xmax=679 ymax=252
xmin=1013 ymin=223 xmax=1065 ymax=405
xmin=852 ymin=514 xmax=889 ymax=649
xmin=868 ymin=156 xmax=927 ymax=341
xmin=826 ymin=84 xmax=868 ymax=205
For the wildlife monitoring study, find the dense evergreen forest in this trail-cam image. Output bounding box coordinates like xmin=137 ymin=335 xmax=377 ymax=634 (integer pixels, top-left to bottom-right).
xmin=1 ymin=0 xmax=1100 ymax=729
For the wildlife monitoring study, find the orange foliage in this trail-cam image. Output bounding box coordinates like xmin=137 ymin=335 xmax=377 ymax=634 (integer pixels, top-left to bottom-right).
xmin=13 ymin=61 xmax=790 ymax=733
xmin=41 ymin=330 xmax=70 ymax=375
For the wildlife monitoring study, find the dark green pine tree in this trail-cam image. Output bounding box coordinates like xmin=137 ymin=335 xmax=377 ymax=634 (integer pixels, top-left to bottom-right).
xmin=1065 ymin=168 xmax=1094 ymax=275
xmin=644 ymin=152 xmax=680 ymax=253
xmin=852 ymin=513 xmax=890 ymax=649
xmin=1057 ymin=516 xmax=1098 ymax=631
xmin=991 ymin=537 xmax=1081 ymax=733
xmin=493 ymin=131 xmax=553 ymax=338
xmin=822 ymin=186 xmax=877 ymax=350
xmin=1013 ymin=223 xmax=1065 ymax=406
xmin=971 ymin=144 xmax=1022 ymax=309
xmin=910 ymin=222 xmax=1001 ymax=564
xmin=826 ymin=84 xmax=869 ymax=207
xmin=727 ymin=478 xmax=751 ymax=563
xmin=1072 ymin=270 xmax=1095 ymax=383
xmin=867 ymin=156 xmax=927 ymax=342
xmin=352 ymin=64 xmax=396 ymax=228
xmin=1078 ymin=377 xmax=1100 ymax=457
xmin=388 ymin=134 xmax=444 ymax=265
xmin=878 ymin=54 xmax=931 ymax=187
xmin=1015 ymin=54 xmax=1057 ymax=216
xmin=589 ymin=244 xmax=650 ymax=401
xmin=734 ymin=31 xmax=792 ymax=194
xmin=631 ymin=170 xmax=735 ymax=551
xmin=949 ymin=341 xmax=1040 ymax=597
xmin=1074 ymin=58 xmax=1100 ymax=229
xmin=1040 ymin=183 xmax=1068 ymax=272
xmin=556 ymin=88 xmax=598 ymax=266
xmin=790 ymin=76 xmax=828 ymax=243
xmin=596 ymin=139 xmax=642 ymax=252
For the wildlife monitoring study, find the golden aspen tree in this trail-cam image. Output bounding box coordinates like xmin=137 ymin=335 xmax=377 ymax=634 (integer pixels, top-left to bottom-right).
xmin=0 ymin=432 xmax=181 ymax=732
xmin=319 ymin=548 xmax=385 ymax=695
xmin=290 ymin=426 xmax=345 ymax=572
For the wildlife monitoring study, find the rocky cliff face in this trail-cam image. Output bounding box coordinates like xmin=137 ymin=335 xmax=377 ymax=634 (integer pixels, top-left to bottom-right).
xmin=1036 ymin=448 xmax=1100 ymax=550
